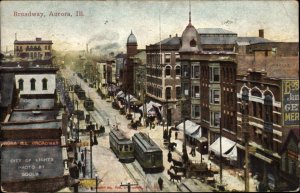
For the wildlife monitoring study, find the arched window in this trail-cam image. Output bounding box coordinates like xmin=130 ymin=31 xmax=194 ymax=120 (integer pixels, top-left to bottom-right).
xmin=264 ymin=94 xmax=273 ymax=122
xmin=190 ymin=38 xmax=196 ymax=47
xmin=42 ymin=78 xmax=48 ymax=90
xmin=175 ymin=66 xmax=181 ymax=76
xmin=166 ymin=87 xmax=171 ymax=100
xmin=165 ymin=66 xmax=171 ymax=76
xmin=30 ymin=78 xmax=36 ymax=90
xmin=18 ymin=79 xmax=24 ymax=91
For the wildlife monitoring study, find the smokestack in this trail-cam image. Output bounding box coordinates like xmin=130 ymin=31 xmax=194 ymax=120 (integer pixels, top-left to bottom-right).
xmin=86 ymin=43 xmax=88 ymax=54
xmin=15 ymin=33 xmax=17 ymax=40
xmin=259 ymin=29 xmax=264 ymax=38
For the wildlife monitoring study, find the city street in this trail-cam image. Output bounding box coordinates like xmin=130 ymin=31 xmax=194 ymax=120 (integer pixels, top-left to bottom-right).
xmin=61 ymin=67 xmax=215 ymax=192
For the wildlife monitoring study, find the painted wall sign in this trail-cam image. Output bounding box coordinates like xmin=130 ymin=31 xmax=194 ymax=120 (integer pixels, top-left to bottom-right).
xmin=1 ymin=146 xmax=63 ymax=182
xmin=0 ymin=139 xmax=60 ymax=146
xmin=282 ymin=80 xmax=299 ymax=126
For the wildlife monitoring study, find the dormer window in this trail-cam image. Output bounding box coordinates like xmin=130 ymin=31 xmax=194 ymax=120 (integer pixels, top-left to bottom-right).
xmin=190 ymin=38 xmax=196 ymax=47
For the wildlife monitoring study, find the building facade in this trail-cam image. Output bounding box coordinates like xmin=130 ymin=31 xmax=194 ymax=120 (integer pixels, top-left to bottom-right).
xmin=14 ymin=37 xmax=53 ymax=60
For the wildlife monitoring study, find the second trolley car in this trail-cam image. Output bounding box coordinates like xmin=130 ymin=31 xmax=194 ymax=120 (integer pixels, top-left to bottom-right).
xmin=132 ymin=132 xmax=164 ymax=173
xmin=109 ymin=128 xmax=135 ymax=163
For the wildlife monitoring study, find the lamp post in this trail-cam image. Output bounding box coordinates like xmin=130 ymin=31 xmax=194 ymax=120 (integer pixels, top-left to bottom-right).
xmin=242 ymin=90 xmax=250 ymax=192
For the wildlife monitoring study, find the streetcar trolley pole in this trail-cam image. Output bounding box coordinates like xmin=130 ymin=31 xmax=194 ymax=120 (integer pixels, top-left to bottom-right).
xmin=120 ymin=182 xmax=138 ymax=193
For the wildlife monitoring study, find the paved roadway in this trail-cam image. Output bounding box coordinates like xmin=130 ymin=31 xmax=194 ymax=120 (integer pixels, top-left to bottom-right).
xmin=60 ymin=67 xmax=215 ymax=192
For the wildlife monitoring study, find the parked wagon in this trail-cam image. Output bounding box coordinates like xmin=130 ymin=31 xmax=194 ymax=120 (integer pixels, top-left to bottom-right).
xmin=132 ymin=132 xmax=164 ymax=173
xmin=109 ymin=128 xmax=135 ymax=163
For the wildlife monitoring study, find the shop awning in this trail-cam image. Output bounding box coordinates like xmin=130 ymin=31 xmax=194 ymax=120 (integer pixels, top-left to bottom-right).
xmin=124 ymin=94 xmax=138 ymax=102
xmin=115 ymin=91 xmax=125 ymax=98
xmin=209 ymin=137 xmax=237 ymax=160
xmin=139 ymin=101 xmax=163 ymax=116
xmin=176 ymin=120 xmax=204 ymax=141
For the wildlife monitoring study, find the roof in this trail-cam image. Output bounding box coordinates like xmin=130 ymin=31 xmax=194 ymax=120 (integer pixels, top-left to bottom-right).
xmin=198 ymin=28 xmax=237 ymax=35
xmin=127 ymin=31 xmax=137 ymax=44
xmin=14 ymin=39 xmax=53 ymax=44
xmin=280 ymin=128 xmax=300 ymax=155
xmin=0 ymin=73 xmax=15 ymax=107
xmin=236 ymin=37 xmax=273 ymax=44
xmin=201 ymin=36 xmax=237 ymax=45
xmin=132 ymin=132 xmax=161 ymax=152
xmin=1 ymin=120 xmax=61 ymax=130
xmin=1 ymin=146 xmax=64 ymax=182
xmin=16 ymin=98 xmax=55 ymax=110
xmin=155 ymin=37 xmax=181 ymax=46
xmin=9 ymin=110 xmax=58 ymax=122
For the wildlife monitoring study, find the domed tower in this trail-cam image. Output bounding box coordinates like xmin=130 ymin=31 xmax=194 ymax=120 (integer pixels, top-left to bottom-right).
xmin=179 ymin=5 xmax=202 ymax=53
xmin=127 ymin=30 xmax=138 ymax=58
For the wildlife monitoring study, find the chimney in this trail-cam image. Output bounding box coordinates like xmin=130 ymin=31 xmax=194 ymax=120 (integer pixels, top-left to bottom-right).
xmin=169 ymin=35 xmax=172 ymax=38
xmin=259 ymin=29 xmax=264 ymax=38
xmin=36 ymin=37 xmax=42 ymax=41
xmin=86 ymin=43 xmax=88 ymax=54
xmin=175 ymin=33 xmax=178 ymax=37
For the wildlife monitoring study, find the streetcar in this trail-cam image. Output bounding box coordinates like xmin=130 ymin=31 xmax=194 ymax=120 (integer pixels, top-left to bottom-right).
xmin=83 ymin=98 xmax=94 ymax=111
xmin=132 ymin=132 xmax=164 ymax=173
xmin=109 ymin=128 xmax=135 ymax=163
xmin=77 ymin=88 xmax=86 ymax=100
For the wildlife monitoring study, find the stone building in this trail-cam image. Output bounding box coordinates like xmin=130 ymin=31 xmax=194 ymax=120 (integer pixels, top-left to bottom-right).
xmin=14 ymin=37 xmax=52 ymax=60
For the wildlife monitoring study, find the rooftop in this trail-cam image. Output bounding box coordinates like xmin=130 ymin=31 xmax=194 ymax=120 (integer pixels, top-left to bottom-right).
xmin=1 ymin=120 xmax=61 ymax=130
xmin=198 ymin=28 xmax=237 ymax=35
xmin=16 ymin=98 xmax=55 ymax=110
xmin=9 ymin=110 xmax=59 ymax=122
xmin=14 ymin=38 xmax=53 ymax=45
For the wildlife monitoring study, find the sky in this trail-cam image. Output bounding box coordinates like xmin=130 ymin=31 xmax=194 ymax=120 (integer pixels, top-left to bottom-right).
xmin=0 ymin=0 xmax=299 ymax=53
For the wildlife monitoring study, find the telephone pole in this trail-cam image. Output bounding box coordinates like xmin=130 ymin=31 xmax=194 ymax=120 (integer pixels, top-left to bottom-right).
xmin=242 ymin=90 xmax=250 ymax=192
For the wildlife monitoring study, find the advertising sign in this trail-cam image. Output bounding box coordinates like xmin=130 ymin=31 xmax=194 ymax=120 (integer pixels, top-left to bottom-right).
xmin=1 ymin=146 xmax=63 ymax=182
xmin=282 ymin=80 xmax=299 ymax=126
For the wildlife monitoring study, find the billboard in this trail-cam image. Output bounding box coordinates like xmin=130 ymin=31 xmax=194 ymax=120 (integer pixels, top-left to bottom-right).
xmin=1 ymin=146 xmax=64 ymax=182
xmin=282 ymin=80 xmax=299 ymax=126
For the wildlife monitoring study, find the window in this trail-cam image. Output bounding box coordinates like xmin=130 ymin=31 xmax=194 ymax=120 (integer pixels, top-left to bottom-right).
xmin=166 ymin=87 xmax=171 ymax=99
xmin=30 ymin=78 xmax=36 ymax=90
xmin=190 ymin=38 xmax=196 ymax=47
xmin=192 ymin=104 xmax=200 ymax=118
xmin=192 ymin=85 xmax=200 ymax=98
xmin=210 ymin=111 xmax=220 ymax=127
xmin=175 ymin=66 xmax=181 ymax=76
xmin=183 ymin=83 xmax=189 ymax=96
xmin=182 ymin=65 xmax=189 ymax=77
xmin=264 ymin=94 xmax=273 ymax=122
xmin=18 ymin=79 xmax=24 ymax=91
xmin=176 ymin=86 xmax=181 ymax=99
xmin=165 ymin=66 xmax=171 ymax=76
xmin=210 ymin=89 xmax=220 ymax=104
xmin=165 ymin=54 xmax=171 ymax=63
xmin=42 ymin=78 xmax=48 ymax=90
xmin=210 ymin=66 xmax=220 ymax=82
xmin=192 ymin=63 xmax=200 ymax=78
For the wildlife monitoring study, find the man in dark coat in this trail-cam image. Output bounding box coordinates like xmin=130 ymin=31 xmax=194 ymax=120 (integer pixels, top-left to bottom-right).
xmin=158 ymin=177 xmax=163 ymax=190
xmin=168 ymin=151 xmax=172 ymax=163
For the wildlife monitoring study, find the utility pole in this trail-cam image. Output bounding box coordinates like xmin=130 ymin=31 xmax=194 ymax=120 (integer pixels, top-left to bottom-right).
xmin=90 ymin=129 xmax=93 ymax=179
xmin=242 ymin=91 xmax=250 ymax=192
xmin=219 ymin=117 xmax=223 ymax=185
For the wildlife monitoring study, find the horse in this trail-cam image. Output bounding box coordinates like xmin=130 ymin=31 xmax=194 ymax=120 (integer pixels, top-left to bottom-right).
xmin=172 ymin=158 xmax=183 ymax=167
xmin=168 ymin=142 xmax=177 ymax=151
xmin=170 ymin=165 xmax=186 ymax=176
xmin=167 ymin=169 xmax=182 ymax=182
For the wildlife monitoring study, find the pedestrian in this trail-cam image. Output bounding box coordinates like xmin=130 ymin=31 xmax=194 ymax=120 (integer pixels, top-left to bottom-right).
xmin=82 ymin=163 xmax=86 ymax=178
xmin=192 ymin=145 xmax=196 ymax=157
xmin=81 ymin=150 xmax=84 ymax=162
xmin=175 ymin=131 xmax=178 ymax=140
xmin=78 ymin=160 xmax=82 ymax=173
xmin=168 ymin=151 xmax=172 ymax=163
xmin=158 ymin=177 xmax=163 ymax=190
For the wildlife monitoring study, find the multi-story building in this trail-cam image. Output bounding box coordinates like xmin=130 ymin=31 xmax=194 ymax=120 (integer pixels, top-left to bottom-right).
xmin=133 ymin=50 xmax=146 ymax=99
xmin=236 ymin=70 xmax=299 ymax=191
xmin=14 ymin=37 xmax=53 ymax=60
xmin=122 ymin=31 xmax=138 ymax=95
xmin=115 ymin=52 xmax=126 ymax=85
xmin=145 ymin=35 xmax=181 ymax=125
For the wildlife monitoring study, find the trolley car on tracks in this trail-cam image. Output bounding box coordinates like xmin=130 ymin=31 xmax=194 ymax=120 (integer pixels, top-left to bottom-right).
xmin=83 ymin=98 xmax=94 ymax=111
xmin=132 ymin=132 xmax=164 ymax=173
xmin=109 ymin=128 xmax=135 ymax=163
